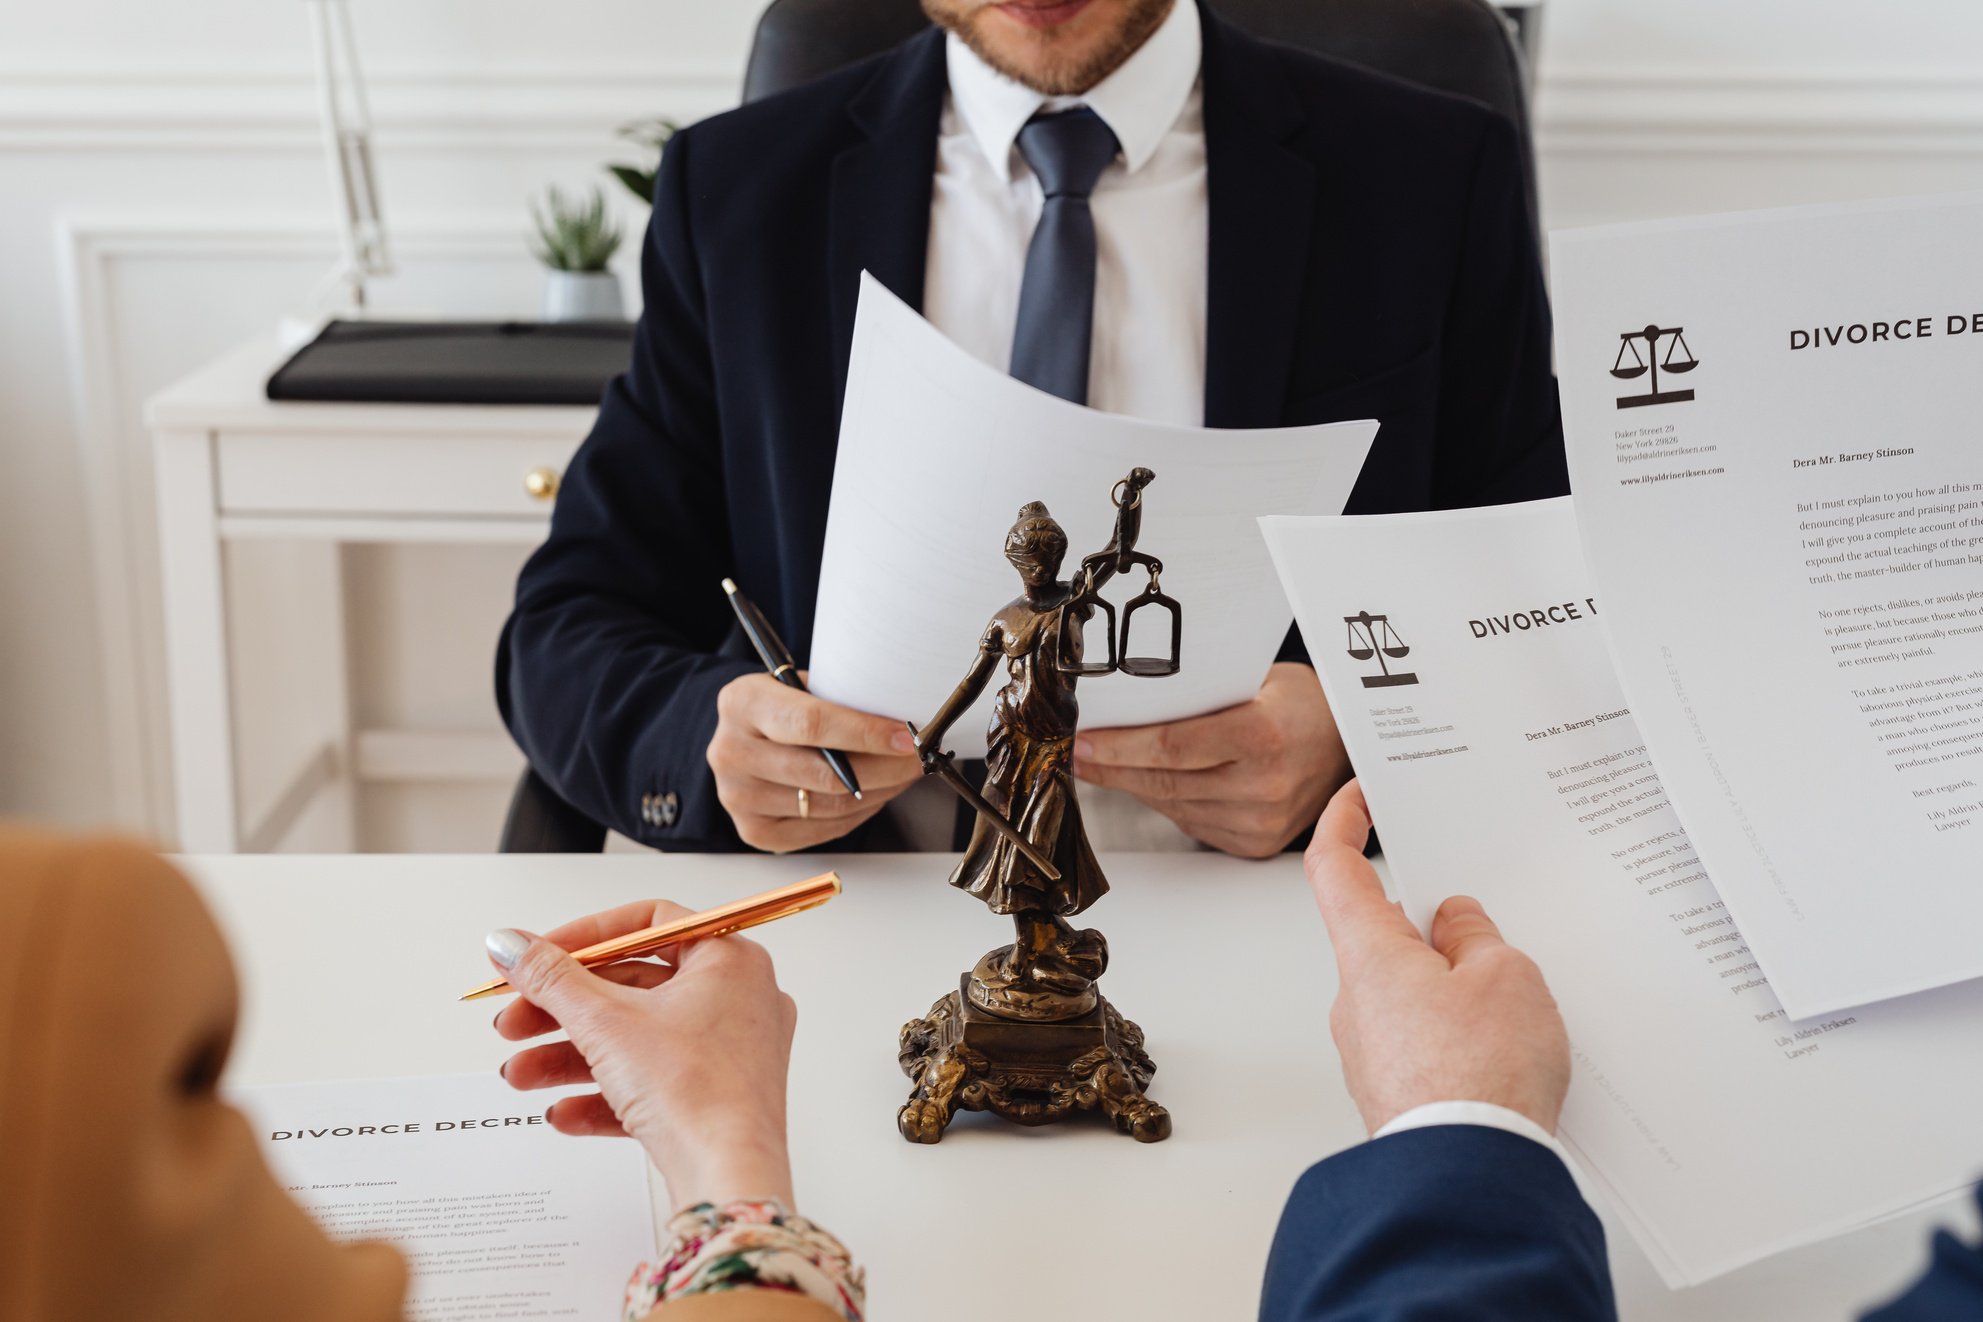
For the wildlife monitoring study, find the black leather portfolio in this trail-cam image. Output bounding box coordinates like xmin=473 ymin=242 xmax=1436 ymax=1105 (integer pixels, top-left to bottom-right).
xmin=265 ymin=319 xmax=634 ymax=406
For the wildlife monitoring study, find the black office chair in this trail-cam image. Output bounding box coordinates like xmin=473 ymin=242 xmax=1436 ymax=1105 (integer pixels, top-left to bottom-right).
xmin=500 ymin=766 xmax=608 ymax=853
xmin=498 ymin=0 xmax=1543 ymax=852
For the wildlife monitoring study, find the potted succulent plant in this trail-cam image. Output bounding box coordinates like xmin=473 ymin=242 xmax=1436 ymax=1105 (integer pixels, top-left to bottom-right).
xmin=530 ymin=185 xmax=625 ymax=322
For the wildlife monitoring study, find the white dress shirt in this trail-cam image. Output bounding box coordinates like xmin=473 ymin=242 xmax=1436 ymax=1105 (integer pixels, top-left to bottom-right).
xmin=923 ymin=0 xmax=1207 ymax=426
xmin=900 ymin=0 xmax=1207 ymax=852
xmin=1375 ymin=1100 xmax=1571 ymax=1165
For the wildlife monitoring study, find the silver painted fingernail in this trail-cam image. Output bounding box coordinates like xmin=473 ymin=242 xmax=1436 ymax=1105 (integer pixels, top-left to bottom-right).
xmin=485 ymin=928 xmax=530 ymax=969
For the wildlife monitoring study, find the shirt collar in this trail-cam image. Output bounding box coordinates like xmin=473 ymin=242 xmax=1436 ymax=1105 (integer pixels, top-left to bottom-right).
xmin=944 ymin=0 xmax=1202 ymax=185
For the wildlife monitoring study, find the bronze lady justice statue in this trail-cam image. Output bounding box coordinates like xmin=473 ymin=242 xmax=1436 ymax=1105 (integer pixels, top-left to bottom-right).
xmin=898 ymin=468 xmax=1180 ymax=1144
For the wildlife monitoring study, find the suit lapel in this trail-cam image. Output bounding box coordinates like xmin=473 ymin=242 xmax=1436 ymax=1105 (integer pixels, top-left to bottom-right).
xmin=823 ymin=13 xmax=1316 ymax=429
xmin=1201 ymin=9 xmax=1316 ymax=430
xmin=829 ymin=28 xmax=948 ymax=411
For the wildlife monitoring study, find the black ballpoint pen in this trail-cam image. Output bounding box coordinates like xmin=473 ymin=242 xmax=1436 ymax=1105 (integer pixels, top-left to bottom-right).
xmin=722 ymin=578 xmax=864 ymax=800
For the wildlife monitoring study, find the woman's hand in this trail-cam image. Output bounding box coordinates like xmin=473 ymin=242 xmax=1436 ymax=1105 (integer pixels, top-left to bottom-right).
xmin=486 ymin=900 xmax=798 ymax=1210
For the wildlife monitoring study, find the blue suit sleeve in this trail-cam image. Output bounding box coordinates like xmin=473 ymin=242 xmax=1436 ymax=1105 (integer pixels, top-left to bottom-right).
xmin=497 ymin=127 xmax=757 ymax=849
xmin=1860 ymin=1187 xmax=1983 ymax=1321
xmin=1260 ymin=1126 xmax=1616 ymax=1322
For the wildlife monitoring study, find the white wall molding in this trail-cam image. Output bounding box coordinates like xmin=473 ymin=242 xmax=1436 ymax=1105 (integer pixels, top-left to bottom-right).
xmin=52 ymin=217 xmax=161 ymax=835
xmin=0 ymin=61 xmax=740 ymax=151
xmin=8 ymin=60 xmax=1983 ymax=155
xmin=53 ymin=212 xmax=550 ymax=839
xmin=1537 ymin=66 xmax=1983 ymax=155
xmin=354 ymin=728 xmax=522 ymax=783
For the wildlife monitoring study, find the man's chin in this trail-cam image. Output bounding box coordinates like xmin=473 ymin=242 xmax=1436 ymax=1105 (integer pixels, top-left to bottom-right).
xmin=932 ymin=0 xmax=1173 ymax=98
xmin=958 ymin=26 xmax=1114 ymax=97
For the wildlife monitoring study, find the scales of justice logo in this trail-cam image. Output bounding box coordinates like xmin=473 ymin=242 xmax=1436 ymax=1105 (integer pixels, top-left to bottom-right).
xmin=1344 ymin=610 xmax=1418 ymax=688
xmin=1612 ymin=323 xmax=1700 ymax=409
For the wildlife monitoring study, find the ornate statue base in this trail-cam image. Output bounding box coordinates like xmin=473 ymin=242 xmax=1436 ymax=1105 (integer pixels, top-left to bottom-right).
xmin=897 ymin=956 xmax=1171 ymax=1144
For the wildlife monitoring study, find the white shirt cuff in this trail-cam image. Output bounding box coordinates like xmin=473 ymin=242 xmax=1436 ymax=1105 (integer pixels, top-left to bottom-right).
xmin=1373 ymin=1100 xmax=1571 ymax=1167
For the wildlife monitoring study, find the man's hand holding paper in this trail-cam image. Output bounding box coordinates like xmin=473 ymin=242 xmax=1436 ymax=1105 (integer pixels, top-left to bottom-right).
xmin=707 ymin=672 xmax=922 ymax=853
xmin=1262 ymin=496 xmax=1983 ymax=1285
xmin=1074 ymin=661 xmax=1348 ymax=856
xmin=1304 ymin=780 xmax=1571 ymax=1137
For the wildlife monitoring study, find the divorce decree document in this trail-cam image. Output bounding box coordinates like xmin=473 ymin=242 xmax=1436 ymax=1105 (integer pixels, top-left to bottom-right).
xmin=1262 ymin=498 xmax=1983 ymax=1286
xmin=1552 ymin=195 xmax=1983 ymax=1018
xmin=233 ymin=1073 xmax=655 ymax=1322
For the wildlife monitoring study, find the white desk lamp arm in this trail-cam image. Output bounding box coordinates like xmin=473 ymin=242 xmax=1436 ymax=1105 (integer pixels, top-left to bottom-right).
xmin=305 ymin=0 xmax=391 ymax=317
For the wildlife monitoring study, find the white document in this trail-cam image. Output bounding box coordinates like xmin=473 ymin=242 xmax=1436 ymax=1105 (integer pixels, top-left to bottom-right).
xmin=233 ymin=1073 xmax=655 ymax=1322
xmin=1261 ymin=498 xmax=1983 ymax=1286
xmin=1551 ymin=195 xmax=1983 ymax=1018
xmin=808 ymin=274 xmax=1378 ymax=756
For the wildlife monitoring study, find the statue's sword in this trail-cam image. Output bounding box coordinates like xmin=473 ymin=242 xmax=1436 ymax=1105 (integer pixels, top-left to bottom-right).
xmin=904 ymin=722 xmax=1062 ymax=882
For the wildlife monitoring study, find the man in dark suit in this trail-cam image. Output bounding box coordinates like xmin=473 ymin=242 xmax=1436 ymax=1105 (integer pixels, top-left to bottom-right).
xmin=499 ymin=0 xmax=1564 ymax=855
xmin=1263 ymin=780 xmax=1983 ymax=1321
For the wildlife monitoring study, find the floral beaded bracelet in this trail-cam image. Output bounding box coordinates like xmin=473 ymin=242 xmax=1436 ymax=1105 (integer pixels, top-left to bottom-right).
xmin=624 ymin=1198 xmax=865 ymax=1322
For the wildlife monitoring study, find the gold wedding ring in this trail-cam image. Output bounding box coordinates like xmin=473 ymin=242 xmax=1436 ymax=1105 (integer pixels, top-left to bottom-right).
xmin=796 ymin=786 xmax=811 ymax=820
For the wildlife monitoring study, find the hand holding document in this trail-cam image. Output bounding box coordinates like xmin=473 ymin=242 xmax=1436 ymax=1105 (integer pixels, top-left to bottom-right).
xmin=1262 ymin=498 xmax=1983 ymax=1285
xmin=1552 ymin=194 xmax=1983 ymax=1017
xmin=807 ymin=275 xmax=1377 ymax=757
xmin=234 ymin=1073 xmax=655 ymax=1321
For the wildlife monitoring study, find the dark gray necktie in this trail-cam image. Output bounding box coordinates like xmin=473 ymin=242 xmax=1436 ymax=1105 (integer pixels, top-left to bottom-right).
xmin=1009 ymin=108 xmax=1121 ymax=405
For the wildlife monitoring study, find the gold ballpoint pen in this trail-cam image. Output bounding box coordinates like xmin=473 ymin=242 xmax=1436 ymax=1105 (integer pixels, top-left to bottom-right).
xmin=459 ymin=871 xmax=842 ymax=1002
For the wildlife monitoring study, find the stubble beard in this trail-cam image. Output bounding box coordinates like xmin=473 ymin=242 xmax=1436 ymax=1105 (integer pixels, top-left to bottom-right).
xmin=925 ymin=0 xmax=1176 ymax=98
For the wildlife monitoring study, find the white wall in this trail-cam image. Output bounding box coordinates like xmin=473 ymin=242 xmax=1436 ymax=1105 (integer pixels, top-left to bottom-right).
xmin=0 ymin=0 xmax=751 ymax=846
xmin=4 ymin=0 xmax=1982 ymax=848
xmin=1537 ymin=0 xmax=1983 ymax=228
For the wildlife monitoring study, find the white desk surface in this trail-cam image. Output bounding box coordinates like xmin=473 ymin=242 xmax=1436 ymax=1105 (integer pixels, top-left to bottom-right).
xmin=184 ymin=852 xmax=1970 ymax=1321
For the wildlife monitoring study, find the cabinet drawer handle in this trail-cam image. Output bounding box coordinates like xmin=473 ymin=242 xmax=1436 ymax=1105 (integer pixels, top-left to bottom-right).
xmin=524 ymin=467 xmax=560 ymax=501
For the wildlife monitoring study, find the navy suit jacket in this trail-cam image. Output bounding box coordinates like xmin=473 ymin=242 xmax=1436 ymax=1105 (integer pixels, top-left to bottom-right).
xmin=1261 ymin=1124 xmax=1983 ymax=1321
xmin=1263 ymin=1126 xmax=1615 ymax=1322
xmin=498 ymin=3 xmax=1566 ymax=849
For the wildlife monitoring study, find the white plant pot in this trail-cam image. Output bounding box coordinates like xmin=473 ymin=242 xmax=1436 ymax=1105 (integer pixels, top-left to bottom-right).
xmin=542 ymin=269 xmax=624 ymax=322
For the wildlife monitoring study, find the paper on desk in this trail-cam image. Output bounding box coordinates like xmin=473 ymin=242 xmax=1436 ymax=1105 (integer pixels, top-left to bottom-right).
xmin=1552 ymin=195 xmax=1983 ymax=1018
xmin=233 ymin=1073 xmax=655 ymax=1321
xmin=1261 ymin=498 xmax=1983 ymax=1286
xmin=807 ymin=274 xmax=1377 ymax=757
